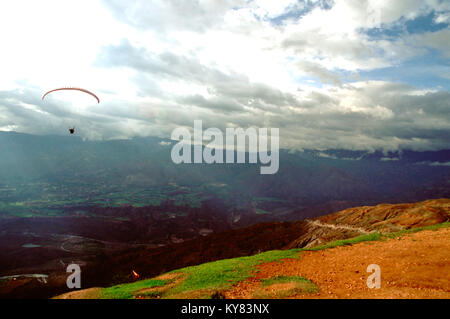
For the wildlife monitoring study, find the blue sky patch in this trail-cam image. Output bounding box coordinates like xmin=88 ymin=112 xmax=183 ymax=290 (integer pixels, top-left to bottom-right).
xmin=356 ymin=50 xmax=450 ymax=90
xmin=363 ymin=11 xmax=449 ymax=41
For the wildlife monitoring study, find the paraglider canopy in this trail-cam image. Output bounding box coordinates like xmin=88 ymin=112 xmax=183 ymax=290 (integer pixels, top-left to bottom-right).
xmin=42 ymin=87 xmax=100 ymax=104
xmin=42 ymin=87 xmax=99 ymax=135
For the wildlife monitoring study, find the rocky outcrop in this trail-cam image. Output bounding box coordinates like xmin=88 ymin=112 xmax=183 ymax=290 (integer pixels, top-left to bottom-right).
xmin=287 ymin=199 xmax=449 ymax=249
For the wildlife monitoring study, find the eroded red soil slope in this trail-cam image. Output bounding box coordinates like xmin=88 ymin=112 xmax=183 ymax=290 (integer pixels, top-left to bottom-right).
xmin=226 ymin=227 xmax=450 ymax=299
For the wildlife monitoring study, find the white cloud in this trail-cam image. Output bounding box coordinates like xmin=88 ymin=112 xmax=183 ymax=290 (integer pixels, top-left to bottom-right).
xmin=435 ymin=12 xmax=450 ymax=24
xmin=251 ymin=0 xmax=300 ymax=19
xmin=411 ymin=29 xmax=450 ymax=58
xmin=0 ymin=0 xmax=448 ymax=152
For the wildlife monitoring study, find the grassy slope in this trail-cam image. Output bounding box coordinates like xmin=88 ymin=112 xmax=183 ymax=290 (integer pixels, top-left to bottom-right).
xmin=253 ymin=275 xmax=319 ymax=298
xmin=89 ymin=222 xmax=449 ymax=299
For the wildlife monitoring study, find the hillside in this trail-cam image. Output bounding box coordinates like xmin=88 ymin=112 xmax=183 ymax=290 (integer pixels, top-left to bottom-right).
xmin=56 ymin=223 xmax=450 ymax=299
xmin=226 ymin=224 xmax=450 ymax=299
xmin=54 ymin=199 xmax=450 ymax=299
xmin=287 ymin=198 xmax=450 ymax=248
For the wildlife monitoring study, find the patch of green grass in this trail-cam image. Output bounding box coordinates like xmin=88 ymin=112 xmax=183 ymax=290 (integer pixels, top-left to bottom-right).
xmin=382 ymin=221 xmax=450 ymax=238
xmin=305 ymin=232 xmax=382 ymax=251
xmin=164 ymin=249 xmax=302 ymax=298
xmin=137 ymin=290 xmax=163 ymax=298
xmin=305 ymin=221 xmax=450 ymax=251
xmin=94 ymin=249 xmax=302 ymax=299
xmin=99 ymin=279 xmax=168 ymax=299
xmin=253 ymin=275 xmax=318 ymax=298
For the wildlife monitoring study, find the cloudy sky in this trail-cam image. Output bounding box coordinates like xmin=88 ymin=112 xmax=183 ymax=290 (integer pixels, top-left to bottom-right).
xmin=0 ymin=0 xmax=449 ymax=151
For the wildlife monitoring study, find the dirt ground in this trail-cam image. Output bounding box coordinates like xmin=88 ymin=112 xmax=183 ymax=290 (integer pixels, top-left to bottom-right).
xmin=225 ymin=227 xmax=450 ymax=299
xmin=55 ymin=287 xmax=101 ymax=299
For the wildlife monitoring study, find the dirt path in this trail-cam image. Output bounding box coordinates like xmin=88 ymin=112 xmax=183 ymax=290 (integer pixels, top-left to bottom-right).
xmin=225 ymin=227 xmax=450 ymax=299
xmin=307 ymin=219 xmax=371 ymax=235
xmin=55 ymin=287 xmax=102 ymax=299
